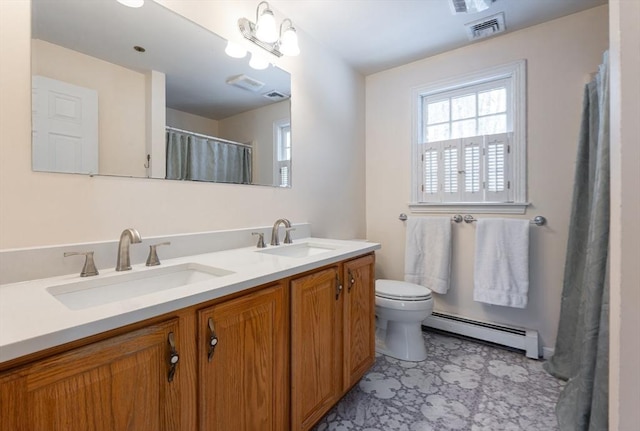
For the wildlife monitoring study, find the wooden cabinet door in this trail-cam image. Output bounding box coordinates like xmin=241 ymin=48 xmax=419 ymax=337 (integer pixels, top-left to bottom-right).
xmin=0 ymin=319 xmax=183 ymax=431
xmin=291 ymin=267 xmax=343 ymax=431
xmin=343 ymin=254 xmax=376 ymax=390
xmin=198 ymin=283 xmax=288 ymax=431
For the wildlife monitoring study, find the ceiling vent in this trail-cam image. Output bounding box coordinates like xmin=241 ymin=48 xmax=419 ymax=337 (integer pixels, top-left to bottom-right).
xmin=262 ymin=90 xmax=289 ymax=101
xmin=450 ymin=0 xmax=496 ymax=14
xmin=465 ymin=12 xmax=506 ymax=41
xmin=226 ymin=74 xmax=265 ymax=92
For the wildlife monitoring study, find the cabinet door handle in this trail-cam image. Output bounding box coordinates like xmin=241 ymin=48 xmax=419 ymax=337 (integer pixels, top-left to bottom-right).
xmin=207 ymin=318 xmax=219 ymax=362
xmin=347 ymin=269 xmax=355 ymax=292
xmin=167 ymin=332 xmax=179 ymax=382
xmin=335 ymin=274 xmax=343 ymax=300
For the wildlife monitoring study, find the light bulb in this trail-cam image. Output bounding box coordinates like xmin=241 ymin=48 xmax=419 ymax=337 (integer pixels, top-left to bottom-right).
xmin=255 ymin=9 xmax=278 ymax=43
xmin=116 ymin=0 xmax=144 ymax=8
xmin=249 ymin=53 xmax=270 ymax=70
xmin=279 ymin=27 xmax=300 ymax=56
xmin=225 ymin=41 xmax=247 ymax=58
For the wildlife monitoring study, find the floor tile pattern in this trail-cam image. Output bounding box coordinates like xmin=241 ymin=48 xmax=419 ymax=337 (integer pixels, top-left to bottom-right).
xmin=314 ymin=330 xmax=563 ymax=431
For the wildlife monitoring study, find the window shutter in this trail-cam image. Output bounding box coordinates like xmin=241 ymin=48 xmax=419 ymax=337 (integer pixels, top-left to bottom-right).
xmin=484 ymin=133 xmax=510 ymax=201
xmin=278 ymin=160 xmax=290 ymax=187
xmin=462 ymin=137 xmax=483 ymax=201
xmin=420 ymin=144 xmax=439 ymax=201
xmin=441 ymin=141 xmax=459 ymax=202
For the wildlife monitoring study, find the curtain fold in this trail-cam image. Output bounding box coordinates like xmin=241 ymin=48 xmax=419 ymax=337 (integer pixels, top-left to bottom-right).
xmin=544 ymin=52 xmax=610 ymax=431
xmin=166 ymin=131 xmax=189 ymax=180
xmin=165 ymin=131 xmax=252 ymax=184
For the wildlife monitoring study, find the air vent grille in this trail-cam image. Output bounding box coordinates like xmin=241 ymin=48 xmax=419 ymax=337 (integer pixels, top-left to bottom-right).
xmin=226 ymin=74 xmax=265 ymax=92
xmin=262 ymin=90 xmax=289 ymax=100
xmin=465 ymin=12 xmax=505 ymax=41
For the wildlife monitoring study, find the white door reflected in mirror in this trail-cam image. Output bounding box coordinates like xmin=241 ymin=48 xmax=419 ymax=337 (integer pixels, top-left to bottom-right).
xmin=32 ymin=76 xmax=98 ymax=174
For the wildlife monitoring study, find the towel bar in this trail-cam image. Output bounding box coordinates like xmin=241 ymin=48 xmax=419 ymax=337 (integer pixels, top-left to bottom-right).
xmin=459 ymin=214 xmax=547 ymax=226
xmin=398 ymin=213 xmax=465 ymax=223
xmin=399 ymin=213 xmax=547 ymax=226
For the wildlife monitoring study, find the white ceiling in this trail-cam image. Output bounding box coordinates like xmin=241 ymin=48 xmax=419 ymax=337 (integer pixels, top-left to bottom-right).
xmin=270 ymin=0 xmax=607 ymax=75
xmin=31 ymin=0 xmax=607 ymax=120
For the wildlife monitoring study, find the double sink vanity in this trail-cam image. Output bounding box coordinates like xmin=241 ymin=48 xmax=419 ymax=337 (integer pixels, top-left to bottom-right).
xmin=0 ymin=224 xmax=380 ymax=431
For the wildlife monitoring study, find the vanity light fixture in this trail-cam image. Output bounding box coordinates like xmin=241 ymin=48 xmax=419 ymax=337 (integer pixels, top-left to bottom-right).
xmin=225 ymin=41 xmax=248 ymax=59
xmin=249 ymin=53 xmax=270 ymax=70
xmin=278 ymin=19 xmax=300 ymax=57
xmin=254 ymin=1 xmax=278 ymax=43
xmin=238 ymin=1 xmax=300 ymax=58
xmin=116 ymin=0 xmax=144 ymax=8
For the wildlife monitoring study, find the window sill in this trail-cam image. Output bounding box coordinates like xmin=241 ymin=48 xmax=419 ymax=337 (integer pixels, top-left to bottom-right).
xmin=408 ymin=202 xmax=529 ymax=215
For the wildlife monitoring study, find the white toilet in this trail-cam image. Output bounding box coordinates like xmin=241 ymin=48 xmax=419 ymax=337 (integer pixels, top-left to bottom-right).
xmin=375 ymin=279 xmax=434 ymax=362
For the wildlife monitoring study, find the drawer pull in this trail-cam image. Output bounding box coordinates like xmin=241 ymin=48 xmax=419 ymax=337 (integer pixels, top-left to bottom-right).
xmin=207 ymin=318 xmax=219 ymax=362
xmin=167 ymin=332 xmax=179 ymax=382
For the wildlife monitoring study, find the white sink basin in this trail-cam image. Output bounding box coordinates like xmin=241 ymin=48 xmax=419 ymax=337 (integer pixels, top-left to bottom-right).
xmin=48 ymin=263 xmax=234 ymax=310
xmin=257 ymin=242 xmax=337 ymax=258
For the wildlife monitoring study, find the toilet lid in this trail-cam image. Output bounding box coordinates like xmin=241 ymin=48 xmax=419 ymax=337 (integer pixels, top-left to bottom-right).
xmin=375 ymin=279 xmax=432 ymax=301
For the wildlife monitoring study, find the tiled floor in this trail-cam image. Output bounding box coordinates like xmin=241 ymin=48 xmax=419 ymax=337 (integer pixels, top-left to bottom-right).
xmin=313 ymin=330 xmax=564 ymax=431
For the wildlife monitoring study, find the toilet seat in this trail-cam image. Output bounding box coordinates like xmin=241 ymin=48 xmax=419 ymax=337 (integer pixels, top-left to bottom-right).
xmin=375 ymin=279 xmax=432 ymax=301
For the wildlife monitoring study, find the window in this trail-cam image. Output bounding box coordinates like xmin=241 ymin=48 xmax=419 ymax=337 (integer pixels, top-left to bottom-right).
xmin=274 ymin=120 xmax=291 ymax=187
xmin=411 ymin=60 xmax=526 ymax=212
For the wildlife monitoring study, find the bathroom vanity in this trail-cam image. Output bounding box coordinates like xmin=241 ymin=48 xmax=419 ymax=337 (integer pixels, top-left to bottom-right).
xmin=0 ymin=237 xmax=378 ymax=431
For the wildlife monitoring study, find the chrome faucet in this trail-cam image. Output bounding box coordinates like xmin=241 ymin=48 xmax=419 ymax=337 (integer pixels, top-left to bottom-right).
xmin=116 ymin=228 xmax=142 ymax=271
xmin=270 ymin=218 xmax=293 ymax=246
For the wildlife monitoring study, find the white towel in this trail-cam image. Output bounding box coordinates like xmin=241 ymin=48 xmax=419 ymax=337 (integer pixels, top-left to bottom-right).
xmin=473 ymin=218 xmax=530 ymax=308
xmin=404 ymin=217 xmax=452 ymax=294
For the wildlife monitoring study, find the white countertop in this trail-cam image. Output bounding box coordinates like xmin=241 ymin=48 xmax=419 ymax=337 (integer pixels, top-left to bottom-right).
xmin=0 ymin=237 xmax=380 ymax=364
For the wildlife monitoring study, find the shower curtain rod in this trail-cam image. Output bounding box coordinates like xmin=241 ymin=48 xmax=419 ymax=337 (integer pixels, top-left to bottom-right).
xmin=165 ymin=126 xmax=252 ymax=149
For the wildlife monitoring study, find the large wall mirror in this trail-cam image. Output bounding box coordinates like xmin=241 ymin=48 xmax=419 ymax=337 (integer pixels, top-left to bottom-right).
xmin=31 ymin=0 xmax=292 ymax=187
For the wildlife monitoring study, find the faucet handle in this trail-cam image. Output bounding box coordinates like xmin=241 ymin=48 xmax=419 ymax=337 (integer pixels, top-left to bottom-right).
xmin=252 ymin=232 xmax=266 ymax=248
xmin=146 ymin=242 xmax=171 ymax=266
xmin=284 ymin=227 xmax=295 ymax=244
xmin=64 ymin=251 xmax=99 ymax=277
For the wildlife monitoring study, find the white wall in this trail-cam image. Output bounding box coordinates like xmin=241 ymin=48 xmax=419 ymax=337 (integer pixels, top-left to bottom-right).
xmin=609 ymin=0 xmax=640 ymax=429
xmin=219 ymin=101 xmax=290 ymax=185
xmin=0 ymin=0 xmax=366 ymax=249
xmin=32 ymin=39 xmax=147 ymax=177
xmin=166 ymin=108 xmax=219 ymax=137
xmin=365 ymin=6 xmax=609 ymax=350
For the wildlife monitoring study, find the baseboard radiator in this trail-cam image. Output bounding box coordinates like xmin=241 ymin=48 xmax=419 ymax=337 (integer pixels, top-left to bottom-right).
xmin=422 ymin=312 xmax=541 ymax=359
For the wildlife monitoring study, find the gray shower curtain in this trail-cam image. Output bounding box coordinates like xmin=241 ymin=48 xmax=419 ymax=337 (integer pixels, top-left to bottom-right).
xmin=165 ymin=131 xmax=252 ymax=184
xmin=544 ymin=52 xmax=610 ymax=431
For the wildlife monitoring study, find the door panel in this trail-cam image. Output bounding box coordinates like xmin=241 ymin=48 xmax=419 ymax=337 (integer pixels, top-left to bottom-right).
xmin=0 ymin=319 xmax=181 ymax=431
xmin=343 ymin=255 xmax=376 ymax=390
xmin=198 ymin=284 xmax=288 ymax=431
xmin=32 ymin=75 xmax=98 ymax=174
xmin=291 ymin=267 xmax=342 ymax=431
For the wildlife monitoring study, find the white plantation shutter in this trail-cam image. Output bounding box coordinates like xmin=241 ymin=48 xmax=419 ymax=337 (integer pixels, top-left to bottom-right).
xmin=422 ymin=146 xmax=439 ymax=197
xmin=442 ymin=143 xmax=459 ymax=202
xmin=417 ymin=133 xmax=512 ymax=203
xmin=462 ymin=137 xmax=483 ymax=201
xmin=278 ymin=161 xmax=290 ymax=187
xmin=484 ymin=133 xmax=510 ymax=201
